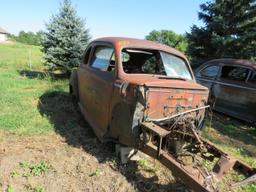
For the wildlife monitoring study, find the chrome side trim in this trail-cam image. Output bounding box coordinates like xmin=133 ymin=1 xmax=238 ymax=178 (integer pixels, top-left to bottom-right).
xmin=197 ymin=77 xmax=256 ymax=91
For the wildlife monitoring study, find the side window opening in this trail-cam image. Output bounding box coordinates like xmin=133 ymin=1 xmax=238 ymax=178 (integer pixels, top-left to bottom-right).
xmin=90 ymin=46 xmax=114 ymax=72
xmin=220 ymin=66 xmax=249 ymax=82
xmin=248 ymin=71 xmax=256 ymax=84
xmin=199 ymin=65 xmax=219 ymax=78
xmin=83 ymin=47 xmax=92 ymax=64
xmin=108 ymin=51 xmax=116 ymax=71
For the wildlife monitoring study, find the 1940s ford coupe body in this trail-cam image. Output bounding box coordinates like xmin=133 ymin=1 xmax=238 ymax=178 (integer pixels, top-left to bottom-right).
xmin=69 ymin=38 xmax=256 ymax=191
xmin=70 ymin=37 xmax=209 ymax=147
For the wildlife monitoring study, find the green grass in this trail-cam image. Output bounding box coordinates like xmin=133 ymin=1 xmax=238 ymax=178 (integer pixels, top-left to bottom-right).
xmin=202 ymin=117 xmax=256 ymax=167
xmin=19 ymin=161 xmax=49 ymax=177
xmin=0 ymin=43 xmax=68 ymax=135
xmin=89 ymin=168 xmax=104 ymax=177
xmin=0 ymin=42 xmax=255 ymax=191
xmin=202 ymin=116 xmax=256 ymax=191
xmin=7 ymin=185 xmax=15 ymax=192
xmin=137 ymin=158 xmax=157 ymax=173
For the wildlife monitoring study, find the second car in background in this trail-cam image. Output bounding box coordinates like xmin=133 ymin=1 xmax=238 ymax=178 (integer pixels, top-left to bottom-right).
xmin=195 ymin=58 xmax=256 ymax=123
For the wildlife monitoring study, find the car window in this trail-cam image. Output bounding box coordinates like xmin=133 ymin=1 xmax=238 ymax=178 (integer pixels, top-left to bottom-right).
xmin=121 ymin=48 xmax=192 ymax=80
xmin=90 ymin=46 xmax=114 ymax=71
xmin=111 ymin=52 xmax=129 ymax=62
xmin=122 ymin=52 xmax=130 ymax=62
xmin=83 ymin=47 xmax=92 ymax=64
xmin=160 ymin=52 xmax=192 ymax=80
xmin=122 ymin=49 xmax=163 ymax=74
xmin=248 ymin=71 xmax=256 ymax=84
xmin=199 ymin=65 xmax=219 ymax=78
xmin=141 ymin=56 xmax=165 ymax=74
xmin=220 ymin=66 xmax=249 ymax=82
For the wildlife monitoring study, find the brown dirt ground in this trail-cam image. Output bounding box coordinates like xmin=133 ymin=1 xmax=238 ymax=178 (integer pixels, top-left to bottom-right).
xmin=0 ymin=127 xmax=188 ymax=192
xmin=1 ymin=91 xmax=255 ymax=192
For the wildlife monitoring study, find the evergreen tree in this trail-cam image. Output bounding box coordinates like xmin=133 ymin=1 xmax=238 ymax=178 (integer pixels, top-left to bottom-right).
xmin=187 ymin=0 xmax=256 ymax=67
xmin=41 ymin=0 xmax=90 ymax=73
xmin=146 ymin=30 xmax=188 ymax=53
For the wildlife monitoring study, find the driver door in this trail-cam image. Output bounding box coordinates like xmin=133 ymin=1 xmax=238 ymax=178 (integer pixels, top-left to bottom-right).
xmin=84 ymin=43 xmax=115 ymax=139
xmin=212 ymin=65 xmax=251 ymax=120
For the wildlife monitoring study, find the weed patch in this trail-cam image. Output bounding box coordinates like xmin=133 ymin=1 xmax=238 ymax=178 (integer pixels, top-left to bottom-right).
xmin=19 ymin=161 xmax=49 ymax=177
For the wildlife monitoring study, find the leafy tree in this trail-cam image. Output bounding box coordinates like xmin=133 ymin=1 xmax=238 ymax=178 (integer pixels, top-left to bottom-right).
xmin=8 ymin=31 xmax=42 ymax=46
xmin=18 ymin=31 xmax=40 ymax=45
xmin=187 ymin=0 xmax=256 ymax=67
xmin=146 ymin=30 xmax=188 ymax=53
xmin=41 ymin=0 xmax=90 ymax=73
xmin=7 ymin=34 xmax=16 ymax=41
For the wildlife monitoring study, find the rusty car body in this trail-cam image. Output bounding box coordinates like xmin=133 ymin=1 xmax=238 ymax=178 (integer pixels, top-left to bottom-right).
xmin=70 ymin=38 xmax=256 ymax=191
xmin=195 ymin=59 xmax=256 ymax=123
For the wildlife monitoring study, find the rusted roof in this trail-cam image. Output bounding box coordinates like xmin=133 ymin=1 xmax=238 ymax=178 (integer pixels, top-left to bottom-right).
xmin=204 ymin=58 xmax=256 ymax=69
xmin=0 ymin=27 xmax=9 ymax=34
xmin=94 ymin=37 xmax=186 ymax=59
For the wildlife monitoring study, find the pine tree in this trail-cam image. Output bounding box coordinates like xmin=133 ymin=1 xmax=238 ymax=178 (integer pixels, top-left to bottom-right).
xmin=187 ymin=0 xmax=256 ymax=67
xmin=41 ymin=0 xmax=90 ymax=73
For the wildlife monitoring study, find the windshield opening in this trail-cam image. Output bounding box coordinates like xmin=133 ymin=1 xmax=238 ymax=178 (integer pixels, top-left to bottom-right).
xmin=121 ymin=48 xmax=192 ymax=80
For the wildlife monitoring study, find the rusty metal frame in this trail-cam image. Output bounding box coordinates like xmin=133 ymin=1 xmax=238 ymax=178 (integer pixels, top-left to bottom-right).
xmin=140 ymin=144 xmax=210 ymax=192
xmin=139 ymin=117 xmax=256 ymax=192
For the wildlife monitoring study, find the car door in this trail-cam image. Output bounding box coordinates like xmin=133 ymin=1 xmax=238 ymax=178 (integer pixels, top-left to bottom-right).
xmin=196 ymin=64 xmax=220 ymax=104
xmin=211 ymin=65 xmax=252 ymax=121
xmin=196 ymin=64 xmax=220 ymax=89
xmin=244 ymin=70 xmax=256 ymax=122
xmin=82 ymin=43 xmax=115 ymax=139
xmin=77 ymin=45 xmax=94 ymax=122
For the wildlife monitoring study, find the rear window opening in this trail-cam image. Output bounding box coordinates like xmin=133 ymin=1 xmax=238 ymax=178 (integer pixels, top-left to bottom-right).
xmin=121 ymin=48 xmax=192 ymax=80
xmin=249 ymin=71 xmax=256 ymax=83
xmin=220 ymin=66 xmax=250 ymax=82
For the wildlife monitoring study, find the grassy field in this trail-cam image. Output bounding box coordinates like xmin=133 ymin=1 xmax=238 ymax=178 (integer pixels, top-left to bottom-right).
xmin=0 ymin=43 xmax=67 ymax=135
xmin=203 ymin=114 xmax=256 ymax=191
xmin=0 ymin=42 xmax=255 ymax=191
xmin=203 ymin=115 xmax=256 ymax=168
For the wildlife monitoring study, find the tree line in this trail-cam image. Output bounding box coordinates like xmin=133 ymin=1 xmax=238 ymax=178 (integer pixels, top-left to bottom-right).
xmin=8 ymin=31 xmax=43 ymax=46
xmin=10 ymin=0 xmax=256 ymax=72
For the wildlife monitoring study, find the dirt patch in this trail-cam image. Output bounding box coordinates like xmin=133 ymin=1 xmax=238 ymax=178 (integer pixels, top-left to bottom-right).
xmin=1 ymin=90 xmax=255 ymax=191
xmin=0 ymin=90 xmax=192 ymax=191
xmin=0 ymin=128 xmax=187 ymax=192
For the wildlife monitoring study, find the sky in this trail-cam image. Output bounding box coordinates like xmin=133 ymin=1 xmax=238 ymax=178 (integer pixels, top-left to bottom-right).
xmin=0 ymin=0 xmax=206 ymax=39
